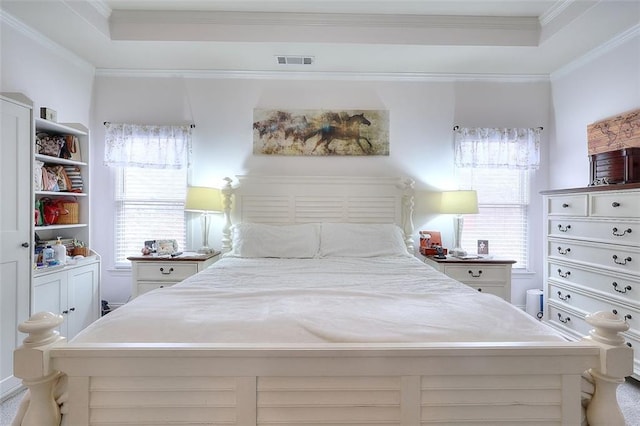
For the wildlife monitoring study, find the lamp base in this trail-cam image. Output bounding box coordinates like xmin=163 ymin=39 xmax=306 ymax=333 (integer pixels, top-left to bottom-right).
xmin=449 ymin=248 xmax=467 ymax=257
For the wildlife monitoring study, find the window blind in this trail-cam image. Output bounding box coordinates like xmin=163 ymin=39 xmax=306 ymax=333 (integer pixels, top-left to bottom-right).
xmin=455 ymin=167 xmax=530 ymax=268
xmin=115 ymin=167 xmax=187 ymax=266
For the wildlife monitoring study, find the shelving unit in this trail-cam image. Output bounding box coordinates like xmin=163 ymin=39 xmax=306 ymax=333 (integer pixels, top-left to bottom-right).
xmin=32 ymin=116 xmax=100 ymax=340
xmin=33 ymin=118 xmax=91 ymax=263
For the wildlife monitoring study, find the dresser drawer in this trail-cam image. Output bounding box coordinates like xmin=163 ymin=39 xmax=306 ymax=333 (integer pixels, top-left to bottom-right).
xmin=548 ymin=218 xmax=640 ymax=247
xmin=137 ymin=282 xmax=176 ymax=295
xmin=549 ymin=261 xmax=639 ymax=304
xmin=442 ymin=264 xmax=509 ymax=283
xmin=468 ymin=284 xmax=506 ymax=299
xmin=547 ymin=194 xmax=588 ymax=216
xmin=547 ymin=303 xmax=590 ymax=337
xmin=590 ymin=190 xmax=640 ymax=218
xmin=548 ymin=238 xmax=640 ymax=276
xmin=548 ymin=283 xmax=639 ymax=334
xmin=136 ymin=262 xmax=199 ymax=282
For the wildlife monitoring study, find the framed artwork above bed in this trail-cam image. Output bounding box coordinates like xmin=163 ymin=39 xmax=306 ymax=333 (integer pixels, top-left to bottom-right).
xmin=253 ymin=109 xmax=389 ymax=156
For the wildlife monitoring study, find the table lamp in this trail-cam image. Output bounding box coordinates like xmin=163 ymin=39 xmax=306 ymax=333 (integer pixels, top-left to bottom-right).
xmin=440 ymin=190 xmax=478 ymax=257
xmin=185 ymin=186 xmax=223 ymax=253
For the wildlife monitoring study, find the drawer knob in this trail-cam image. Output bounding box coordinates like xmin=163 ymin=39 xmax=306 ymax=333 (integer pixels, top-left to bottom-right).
xmin=477 ymin=288 xmax=482 ymax=292
xmin=557 ymin=313 xmax=571 ymax=324
xmin=612 ymin=255 xmax=632 ymax=265
xmin=612 ymin=227 xmax=632 ymax=237
xmin=557 ymin=269 xmax=571 ymax=279
xmin=627 ymin=342 xmax=633 ymax=348
xmin=557 ymin=224 xmax=571 ymax=232
xmin=612 ymin=201 xmax=621 ymax=207
xmin=557 ymin=246 xmax=571 ymax=255
xmin=468 ymin=270 xmax=482 ymax=278
xmin=612 ymin=282 xmax=632 ymax=294
xmin=557 ymin=291 xmax=571 ymax=301
xmin=160 ymin=267 xmax=174 ymax=275
xmin=562 ymin=203 xmax=569 ymax=208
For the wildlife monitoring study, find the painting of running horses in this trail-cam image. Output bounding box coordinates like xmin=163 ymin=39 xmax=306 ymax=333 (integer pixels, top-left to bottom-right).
xmin=253 ymin=109 xmax=389 ymax=156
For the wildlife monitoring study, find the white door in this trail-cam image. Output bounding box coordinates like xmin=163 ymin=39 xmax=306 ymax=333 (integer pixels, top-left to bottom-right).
xmin=1 ymin=95 xmax=32 ymax=398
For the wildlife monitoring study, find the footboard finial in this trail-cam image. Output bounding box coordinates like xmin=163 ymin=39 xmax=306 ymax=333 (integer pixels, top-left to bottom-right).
xmin=221 ymin=177 xmax=234 ymax=253
xmin=14 ymin=312 xmax=66 ymax=426
xmin=583 ymin=311 xmax=633 ymax=426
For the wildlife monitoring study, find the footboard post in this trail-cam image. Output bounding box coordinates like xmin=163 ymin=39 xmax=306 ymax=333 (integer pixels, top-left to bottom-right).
xmin=221 ymin=176 xmax=234 ymax=253
xmin=582 ymin=311 xmax=634 ymax=426
xmin=14 ymin=312 xmax=66 ymax=426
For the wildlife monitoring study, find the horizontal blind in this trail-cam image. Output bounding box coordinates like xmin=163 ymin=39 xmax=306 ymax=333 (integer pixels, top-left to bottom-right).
xmin=115 ymin=167 xmax=187 ymax=265
xmin=456 ymin=167 xmax=530 ymax=268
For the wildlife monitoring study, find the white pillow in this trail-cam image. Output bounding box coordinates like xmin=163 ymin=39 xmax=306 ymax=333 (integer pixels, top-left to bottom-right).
xmin=228 ymin=223 xmax=320 ymax=258
xmin=319 ymin=223 xmax=411 ymax=257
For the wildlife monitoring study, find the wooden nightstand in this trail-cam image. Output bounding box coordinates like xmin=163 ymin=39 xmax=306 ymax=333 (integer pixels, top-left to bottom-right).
xmin=127 ymin=251 xmax=221 ymax=299
xmin=423 ymin=256 xmax=516 ymax=302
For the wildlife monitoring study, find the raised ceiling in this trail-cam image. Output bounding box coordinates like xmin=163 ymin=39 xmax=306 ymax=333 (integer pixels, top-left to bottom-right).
xmin=1 ymin=0 xmax=638 ymax=78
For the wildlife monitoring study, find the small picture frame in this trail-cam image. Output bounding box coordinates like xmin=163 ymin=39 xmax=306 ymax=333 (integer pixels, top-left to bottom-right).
xmin=156 ymin=239 xmax=179 ymax=255
xmin=477 ymin=240 xmax=489 ymax=255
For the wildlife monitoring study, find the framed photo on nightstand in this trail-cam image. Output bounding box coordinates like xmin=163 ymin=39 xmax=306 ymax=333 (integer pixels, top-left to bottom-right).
xmin=477 ymin=240 xmax=489 ymax=255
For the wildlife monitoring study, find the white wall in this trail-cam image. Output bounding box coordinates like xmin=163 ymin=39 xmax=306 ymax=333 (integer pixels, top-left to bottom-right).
xmin=550 ymin=34 xmax=640 ymax=189
xmin=91 ymin=76 xmax=551 ymax=305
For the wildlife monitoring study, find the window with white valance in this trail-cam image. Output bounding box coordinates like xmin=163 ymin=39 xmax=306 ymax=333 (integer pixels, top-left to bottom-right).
xmin=104 ymin=123 xmax=192 ymax=266
xmin=453 ymin=127 xmax=541 ymax=269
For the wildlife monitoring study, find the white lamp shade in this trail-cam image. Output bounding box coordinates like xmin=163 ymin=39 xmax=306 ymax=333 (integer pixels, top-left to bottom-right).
xmin=185 ymin=186 xmax=223 ymax=212
xmin=440 ymin=190 xmax=479 ymax=214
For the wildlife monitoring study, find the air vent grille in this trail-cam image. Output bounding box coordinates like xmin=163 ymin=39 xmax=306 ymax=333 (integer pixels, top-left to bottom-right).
xmin=276 ymin=56 xmax=314 ymax=65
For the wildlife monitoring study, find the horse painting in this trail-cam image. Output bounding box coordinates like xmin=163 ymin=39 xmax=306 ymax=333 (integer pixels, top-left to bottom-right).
xmin=305 ymin=113 xmax=373 ymax=154
xmin=253 ymin=109 xmax=389 ymax=156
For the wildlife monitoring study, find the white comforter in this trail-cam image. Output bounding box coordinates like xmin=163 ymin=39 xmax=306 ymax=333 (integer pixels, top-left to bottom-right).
xmin=73 ymin=256 xmax=563 ymax=344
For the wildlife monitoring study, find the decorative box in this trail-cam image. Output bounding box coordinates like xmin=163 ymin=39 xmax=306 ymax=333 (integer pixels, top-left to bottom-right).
xmin=589 ymin=147 xmax=640 ymax=185
xmin=420 ymin=246 xmax=448 ymax=256
xmin=39 ymin=107 xmax=57 ymax=122
xmin=587 ymin=109 xmax=640 ymax=155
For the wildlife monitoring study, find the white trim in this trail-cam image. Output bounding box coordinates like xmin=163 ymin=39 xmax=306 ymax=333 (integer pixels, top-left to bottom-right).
xmin=95 ymin=68 xmax=550 ymax=83
xmin=0 ymin=10 xmax=94 ymax=74
xmin=86 ymin=0 xmax=112 ymax=19
xmin=551 ymin=23 xmax=640 ymax=81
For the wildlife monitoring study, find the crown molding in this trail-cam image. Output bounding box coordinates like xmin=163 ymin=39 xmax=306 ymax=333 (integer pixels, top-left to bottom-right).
xmin=110 ymin=10 xmax=539 ymax=46
xmin=551 ymin=23 xmax=640 ymax=81
xmin=0 ymin=10 xmax=94 ymax=73
xmin=95 ymin=68 xmax=549 ymax=83
xmin=86 ymin=0 xmax=112 ymax=19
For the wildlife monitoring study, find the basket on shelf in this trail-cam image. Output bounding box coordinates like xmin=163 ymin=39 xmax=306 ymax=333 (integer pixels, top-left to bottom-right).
xmin=72 ymin=246 xmax=90 ymax=256
xmin=56 ymin=199 xmax=79 ymax=224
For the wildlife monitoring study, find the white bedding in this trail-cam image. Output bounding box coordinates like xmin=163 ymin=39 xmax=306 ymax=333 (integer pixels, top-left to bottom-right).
xmin=73 ymin=256 xmax=563 ymax=344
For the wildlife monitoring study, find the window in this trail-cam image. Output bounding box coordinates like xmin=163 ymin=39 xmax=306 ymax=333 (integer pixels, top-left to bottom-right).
xmin=454 ymin=167 xmax=531 ymax=268
xmin=453 ymin=127 xmax=540 ymax=269
xmin=114 ymin=167 xmax=187 ymax=266
xmin=104 ymin=122 xmax=192 ymax=267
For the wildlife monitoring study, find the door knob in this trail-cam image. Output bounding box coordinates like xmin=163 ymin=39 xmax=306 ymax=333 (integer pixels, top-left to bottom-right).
xmin=21 ymin=242 xmax=29 ymax=248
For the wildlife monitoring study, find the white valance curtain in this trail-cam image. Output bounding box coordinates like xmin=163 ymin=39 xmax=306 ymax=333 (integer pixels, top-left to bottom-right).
xmin=454 ymin=127 xmax=541 ymax=170
xmin=104 ymin=123 xmax=192 ymax=169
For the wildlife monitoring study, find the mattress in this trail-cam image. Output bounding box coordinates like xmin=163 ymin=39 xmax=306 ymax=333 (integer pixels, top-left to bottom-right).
xmin=72 ymin=256 xmax=564 ymax=344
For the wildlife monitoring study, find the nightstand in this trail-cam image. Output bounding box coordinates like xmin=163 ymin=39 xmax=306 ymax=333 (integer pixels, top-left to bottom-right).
xmin=423 ymin=256 xmax=516 ymax=302
xmin=127 ymin=251 xmax=221 ymax=299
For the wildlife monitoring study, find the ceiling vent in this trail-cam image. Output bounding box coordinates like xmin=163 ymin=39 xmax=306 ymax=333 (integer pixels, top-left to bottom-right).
xmin=276 ymin=56 xmax=314 ymax=65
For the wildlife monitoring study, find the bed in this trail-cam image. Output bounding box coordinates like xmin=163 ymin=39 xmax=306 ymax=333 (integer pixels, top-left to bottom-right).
xmin=14 ymin=175 xmax=634 ymax=426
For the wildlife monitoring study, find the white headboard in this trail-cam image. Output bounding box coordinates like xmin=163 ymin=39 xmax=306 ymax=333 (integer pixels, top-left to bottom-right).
xmin=220 ymin=175 xmax=415 ymax=252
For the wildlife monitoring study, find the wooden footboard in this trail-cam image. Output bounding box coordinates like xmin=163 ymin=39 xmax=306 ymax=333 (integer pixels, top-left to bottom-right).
xmin=14 ymin=312 xmax=633 ymax=426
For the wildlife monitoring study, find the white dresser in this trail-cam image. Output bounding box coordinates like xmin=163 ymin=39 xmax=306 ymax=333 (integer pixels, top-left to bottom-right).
xmin=542 ymin=184 xmax=640 ymax=378
xmin=422 ymin=256 xmax=516 ymax=302
xmin=128 ymin=251 xmax=220 ymax=299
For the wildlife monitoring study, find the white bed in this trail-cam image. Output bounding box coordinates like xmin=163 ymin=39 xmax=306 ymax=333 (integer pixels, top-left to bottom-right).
xmin=13 ymin=175 xmax=634 ymax=426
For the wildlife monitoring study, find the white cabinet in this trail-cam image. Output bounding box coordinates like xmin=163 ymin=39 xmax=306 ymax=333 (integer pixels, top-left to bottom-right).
xmin=0 ymin=94 xmax=33 ymax=399
xmin=422 ymin=256 xmax=515 ymax=302
xmin=33 ymin=261 xmax=100 ymax=339
xmin=542 ymin=184 xmax=640 ymax=378
xmin=128 ymin=252 xmax=220 ymax=298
